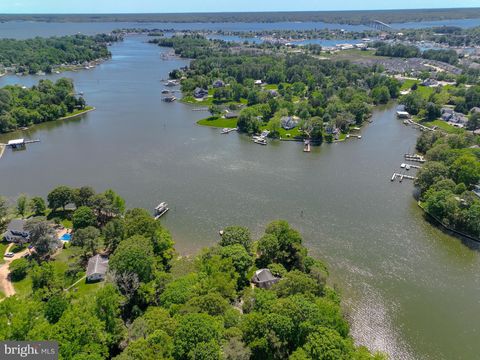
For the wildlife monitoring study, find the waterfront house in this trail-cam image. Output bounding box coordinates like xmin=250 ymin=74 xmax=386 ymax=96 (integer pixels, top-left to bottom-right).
xmin=224 ymin=111 xmax=239 ymax=119
xmin=254 ymin=80 xmax=263 ymax=85
xmin=421 ymin=78 xmax=438 ymax=87
xmin=86 ymin=255 xmax=109 ymax=282
xmin=3 ymin=219 xmax=30 ymax=244
xmin=251 ymin=269 xmax=279 ymax=289
xmin=281 ymin=116 xmax=299 ymax=130
xmin=268 ymin=89 xmax=279 ymax=97
xmin=213 ymin=80 xmax=225 ymax=88
xmin=193 ymin=87 xmax=209 ymax=99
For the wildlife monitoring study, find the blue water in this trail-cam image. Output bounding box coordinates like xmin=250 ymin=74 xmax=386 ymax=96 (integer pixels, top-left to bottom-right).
xmin=60 ymin=233 xmax=72 ymax=241
xmin=0 ymin=18 xmax=479 ymax=39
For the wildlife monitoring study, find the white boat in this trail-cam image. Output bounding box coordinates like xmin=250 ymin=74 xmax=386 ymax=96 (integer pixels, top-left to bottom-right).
xmin=406 ymin=164 xmax=411 ymax=170
xmin=253 ymin=138 xmax=267 ymax=145
xmin=154 ymin=202 xmax=170 ymax=219
xmin=401 ymin=163 xmax=406 ymax=168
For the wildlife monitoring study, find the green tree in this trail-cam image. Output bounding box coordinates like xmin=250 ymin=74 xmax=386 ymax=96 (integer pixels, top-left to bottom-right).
xmin=9 ymin=258 xmax=30 ymax=281
xmin=0 ymin=196 xmax=8 ymax=232
xmin=72 ymin=226 xmax=101 ymax=256
xmin=219 ymin=226 xmax=252 ymax=252
xmin=16 ymin=194 xmax=28 ymax=218
xmin=414 ymin=161 xmax=450 ymax=195
xmin=44 ymin=294 xmax=69 ymax=324
xmin=47 ymin=185 xmax=74 ymax=212
xmin=30 ymin=197 xmax=46 ymax=216
xmin=72 ymin=206 xmax=97 ymax=230
xmin=173 ymin=313 xmax=223 ymax=360
xmin=450 ymin=154 xmax=480 ymax=188
xmin=25 ymin=217 xmax=60 ymax=258
xmin=103 ymin=218 xmax=125 ymax=254
xmin=371 ymin=86 xmax=390 ymax=105
xmin=110 ymin=235 xmax=156 ymax=283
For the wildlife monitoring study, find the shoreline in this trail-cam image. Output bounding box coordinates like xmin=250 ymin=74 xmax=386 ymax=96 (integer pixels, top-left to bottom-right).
xmin=417 ymin=202 xmax=480 ymax=243
xmin=58 ymin=106 xmax=96 ymax=121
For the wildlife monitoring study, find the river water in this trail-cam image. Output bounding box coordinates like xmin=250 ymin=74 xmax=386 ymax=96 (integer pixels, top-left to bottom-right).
xmin=1 ymin=30 xmax=480 ymax=360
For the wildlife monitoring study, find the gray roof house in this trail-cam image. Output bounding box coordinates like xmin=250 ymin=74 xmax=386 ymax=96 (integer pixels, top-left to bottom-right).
xmin=86 ymin=255 xmax=109 ymax=282
xmin=251 ymin=268 xmax=280 ymax=289
xmin=193 ymin=87 xmax=209 ymax=99
xmin=281 ymin=116 xmax=299 ymax=130
xmin=3 ymin=219 xmax=30 ymax=244
xmin=213 ymin=80 xmax=225 ymax=88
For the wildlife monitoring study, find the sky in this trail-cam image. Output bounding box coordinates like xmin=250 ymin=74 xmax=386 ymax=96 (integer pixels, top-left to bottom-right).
xmin=2 ymin=0 xmax=480 ymax=14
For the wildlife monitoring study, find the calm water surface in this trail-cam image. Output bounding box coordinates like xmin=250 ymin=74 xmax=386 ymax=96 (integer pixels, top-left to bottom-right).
xmin=0 ymin=18 xmax=479 ymax=39
xmin=1 ymin=35 xmax=480 ymax=360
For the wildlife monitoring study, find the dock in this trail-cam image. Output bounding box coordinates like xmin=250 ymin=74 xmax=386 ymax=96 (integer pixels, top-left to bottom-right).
xmin=400 ymin=163 xmax=422 ymax=169
xmin=221 ymin=127 xmax=238 ymax=134
xmin=1 ymin=138 xmax=40 ymax=150
xmin=192 ymin=108 xmax=209 ymax=112
xmin=391 ymin=173 xmax=416 ymax=182
xmin=404 ymin=154 xmax=426 ymax=163
xmin=303 ymin=140 xmax=311 ymax=152
xmin=154 ymin=202 xmax=169 ymax=220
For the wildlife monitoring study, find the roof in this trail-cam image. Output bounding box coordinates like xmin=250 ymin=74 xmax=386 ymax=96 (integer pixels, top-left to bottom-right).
xmin=253 ymin=268 xmax=277 ymax=283
xmin=7 ymin=219 xmax=27 ymax=232
xmin=7 ymin=139 xmax=24 ymax=145
xmin=86 ymin=255 xmax=109 ymax=277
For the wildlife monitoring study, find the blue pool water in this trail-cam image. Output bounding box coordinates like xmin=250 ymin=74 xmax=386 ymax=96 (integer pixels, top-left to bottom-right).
xmin=60 ymin=233 xmax=72 ymax=241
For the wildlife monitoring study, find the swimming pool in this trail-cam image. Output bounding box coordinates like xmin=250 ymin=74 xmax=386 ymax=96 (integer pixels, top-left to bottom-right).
xmin=60 ymin=233 xmax=72 ymax=241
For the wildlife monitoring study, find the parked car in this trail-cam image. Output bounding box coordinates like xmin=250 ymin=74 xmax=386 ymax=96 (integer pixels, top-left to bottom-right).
xmin=4 ymin=252 xmax=15 ymax=258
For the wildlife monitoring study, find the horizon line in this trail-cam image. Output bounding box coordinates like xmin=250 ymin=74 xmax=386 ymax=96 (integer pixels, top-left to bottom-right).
xmin=1 ymin=7 xmax=480 ymax=15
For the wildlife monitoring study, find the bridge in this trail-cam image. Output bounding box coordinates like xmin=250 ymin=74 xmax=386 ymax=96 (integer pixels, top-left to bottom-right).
xmin=366 ymin=20 xmax=394 ymax=32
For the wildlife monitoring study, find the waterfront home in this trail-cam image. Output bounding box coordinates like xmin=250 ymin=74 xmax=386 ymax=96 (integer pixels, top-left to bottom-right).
xmin=268 ymin=89 xmax=279 ymax=97
xmin=251 ymin=269 xmax=279 ymax=289
xmin=421 ymin=78 xmax=438 ymax=87
xmin=86 ymin=254 xmax=109 ymax=282
xmin=213 ymin=80 xmax=225 ymax=88
xmin=3 ymin=219 xmax=30 ymax=244
xmin=193 ymin=87 xmax=209 ymax=99
xmin=281 ymin=116 xmax=299 ymax=130
xmin=224 ymin=111 xmax=239 ymax=119
xmin=254 ymin=80 xmax=263 ymax=85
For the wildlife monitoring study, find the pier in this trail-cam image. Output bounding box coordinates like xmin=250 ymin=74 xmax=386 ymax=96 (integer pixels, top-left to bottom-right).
xmin=0 ymin=139 xmax=40 ymax=151
xmin=221 ymin=127 xmax=238 ymax=134
xmin=391 ymin=173 xmax=416 ymax=182
xmin=303 ymin=140 xmax=311 ymax=152
xmin=404 ymin=154 xmax=426 ymax=163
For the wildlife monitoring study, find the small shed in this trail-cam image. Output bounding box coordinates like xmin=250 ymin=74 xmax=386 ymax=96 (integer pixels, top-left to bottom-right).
xmin=86 ymin=255 xmax=109 ymax=282
xmin=251 ymin=268 xmax=279 ymax=289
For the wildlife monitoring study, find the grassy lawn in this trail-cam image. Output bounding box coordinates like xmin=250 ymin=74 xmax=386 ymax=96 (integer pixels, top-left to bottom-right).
xmin=10 ymin=243 xmax=27 ymax=254
xmin=68 ymin=278 xmax=103 ymax=300
xmin=400 ymin=79 xmax=419 ymax=91
xmin=0 ymin=241 xmax=9 ymax=264
xmin=46 ymin=209 xmax=73 ymax=228
xmin=0 ymin=290 xmax=4 ymax=300
xmin=264 ymin=84 xmax=278 ymax=90
xmin=181 ymin=95 xmax=214 ymax=106
xmin=197 ymin=116 xmax=238 ymax=128
xmin=13 ymin=275 xmax=32 ymax=298
xmin=422 ymin=119 xmax=465 ymax=134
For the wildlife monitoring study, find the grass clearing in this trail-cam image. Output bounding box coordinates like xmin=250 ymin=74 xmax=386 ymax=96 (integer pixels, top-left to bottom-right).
xmin=197 ymin=116 xmax=238 ymax=128
xmin=422 ymin=119 xmax=465 ymax=134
